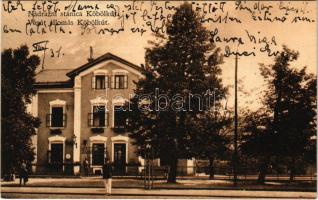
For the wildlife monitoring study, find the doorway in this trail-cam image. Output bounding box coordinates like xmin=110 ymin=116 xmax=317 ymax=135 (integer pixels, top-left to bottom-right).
xmin=50 ymin=143 xmax=63 ymax=172
xmin=113 ymin=143 xmax=126 ymax=175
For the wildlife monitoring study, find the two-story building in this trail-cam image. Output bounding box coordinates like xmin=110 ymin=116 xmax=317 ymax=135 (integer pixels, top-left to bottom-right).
xmin=29 ymin=53 xmax=145 ymax=175
xmin=28 ymin=52 xmax=195 ymax=176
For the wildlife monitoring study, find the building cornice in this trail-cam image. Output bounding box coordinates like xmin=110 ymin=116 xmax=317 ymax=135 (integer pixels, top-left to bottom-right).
xmin=34 ymin=81 xmax=73 ymax=89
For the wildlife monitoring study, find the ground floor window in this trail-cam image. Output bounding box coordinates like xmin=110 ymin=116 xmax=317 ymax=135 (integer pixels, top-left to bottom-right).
xmin=92 ymin=143 xmax=105 ymax=165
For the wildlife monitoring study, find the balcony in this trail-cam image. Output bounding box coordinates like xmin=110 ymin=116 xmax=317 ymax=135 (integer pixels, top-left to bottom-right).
xmin=50 ymin=128 xmax=62 ymax=135
xmin=112 ymin=125 xmax=127 ymax=133
xmin=91 ymin=127 xmax=104 ymax=134
xmin=46 ymin=114 xmax=67 ymax=128
xmin=88 ymin=113 xmax=109 ymax=133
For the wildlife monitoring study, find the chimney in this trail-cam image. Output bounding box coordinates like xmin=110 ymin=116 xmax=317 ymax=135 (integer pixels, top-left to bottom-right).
xmin=87 ymin=46 xmax=94 ymax=62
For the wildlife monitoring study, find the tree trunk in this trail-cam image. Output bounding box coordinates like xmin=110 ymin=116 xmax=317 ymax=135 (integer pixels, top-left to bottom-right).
xmin=289 ymin=169 xmax=295 ymax=182
xmin=258 ymin=156 xmax=270 ymax=184
xmin=209 ymin=157 xmax=215 ymax=180
xmin=167 ymin=158 xmax=178 ymax=183
xmin=289 ymin=158 xmax=296 ymax=182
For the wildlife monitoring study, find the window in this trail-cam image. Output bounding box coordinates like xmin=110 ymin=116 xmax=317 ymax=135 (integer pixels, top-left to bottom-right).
xmin=92 ymin=75 xmax=109 ymax=89
xmin=112 ymin=75 xmax=128 ymax=89
xmin=92 ymin=143 xmax=105 ymax=165
xmin=95 ymin=75 xmax=105 ymax=89
xmin=47 ymin=107 xmax=66 ymax=128
xmin=93 ymin=106 xmax=105 ymax=127
xmin=88 ymin=106 xmax=108 ymax=127
xmin=114 ymin=106 xmax=127 ymax=128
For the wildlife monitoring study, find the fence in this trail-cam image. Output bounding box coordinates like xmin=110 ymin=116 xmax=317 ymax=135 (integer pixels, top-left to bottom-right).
xmin=29 ymin=163 xmax=316 ymax=182
xmin=30 ymin=163 xmax=80 ymax=176
xmin=175 ymin=165 xmax=317 ymax=182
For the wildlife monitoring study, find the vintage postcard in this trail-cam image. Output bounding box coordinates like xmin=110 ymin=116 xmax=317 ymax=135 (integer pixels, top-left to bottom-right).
xmin=1 ymin=0 xmax=316 ymax=199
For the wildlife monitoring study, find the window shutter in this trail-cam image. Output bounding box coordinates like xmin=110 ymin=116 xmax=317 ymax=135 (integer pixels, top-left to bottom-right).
xmin=111 ymin=75 xmax=115 ymax=89
xmin=88 ymin=113 xmax=92 ymax=127
xmin=108 ymin=75 xmax=111 ymax=89
xmin=63 ymin=114 xmax=65 ymax=127
xmin=124 ymin=75 xmax=128 ymax=89
xmin=46 ymin=114 xmax=51 ymax=127
xmin=105 ymin=75 xmax=109 ymax=88
xmin=91 ymin=76 xmax=96 ymax=89
xmin=91 ymin=113 xmax=94 ymax=127
xmin=105 ymin=112 xmax=109 ymax=126
xmin=63 ymin=114 xmax=67 ymax=127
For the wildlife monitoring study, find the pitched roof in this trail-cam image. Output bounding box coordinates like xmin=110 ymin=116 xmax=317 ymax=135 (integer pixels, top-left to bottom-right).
xmin=66 ymin=52 xmax=143 ymax=78
xmin=34 ymin=53 xmax=144 ymax=89
xmin=35 ymin=69 xmax=72 ymax=83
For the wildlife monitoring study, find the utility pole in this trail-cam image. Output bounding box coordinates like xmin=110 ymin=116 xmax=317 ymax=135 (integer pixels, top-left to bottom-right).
xmin=233 ymin=54 xmax=239 ymax=186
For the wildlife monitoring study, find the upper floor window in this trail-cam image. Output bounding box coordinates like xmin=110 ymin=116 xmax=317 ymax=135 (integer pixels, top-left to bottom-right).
xmin=47 ymin=106 xmax=66 ymax=128
xmin=112 ymin=75 xmax=128 ymax=89
xmin=114 ymin=106 xmax=128 ymax=129
xmin=47 ymin=99 xmax=67 ymax=128
xmin=52 ymin=107 xmax=63 ymax=127
xmin=96 ymin=75 xmax=105 ymax=89
xmin=88 ymin=106 xmax=109 ymax=127
xmin=92 ymin=75 xmax=109 ymax=89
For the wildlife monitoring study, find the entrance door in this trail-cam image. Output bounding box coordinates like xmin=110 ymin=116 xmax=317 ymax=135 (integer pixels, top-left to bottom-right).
xmin=51 ymin=143 xmax=63 ymax=172
xmin=114 ymin=144 xmax=126 ymax=175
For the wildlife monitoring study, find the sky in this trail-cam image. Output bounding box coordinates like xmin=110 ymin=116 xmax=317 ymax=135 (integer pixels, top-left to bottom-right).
xmin=2 ymin=0 xmax=317 ymax=111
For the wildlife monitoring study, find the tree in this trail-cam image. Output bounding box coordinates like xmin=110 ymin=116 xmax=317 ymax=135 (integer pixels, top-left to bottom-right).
xmin=190 ymin=103 xmax=231 ymax=179
xmin=240 ymin=109 xmax=275 ymax=183
xmin=241 ymin=46 xmax=317 ymax=183
xmin=1 ymin=45 xmax=41 ymax=179
xmin=127 ymin=3 xmax=226 ymax=183
xmin=275 ymin=69 xmax=316 ymax=181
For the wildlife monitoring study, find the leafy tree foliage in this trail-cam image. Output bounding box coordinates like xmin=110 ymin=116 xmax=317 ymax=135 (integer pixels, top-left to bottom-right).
xmin=190 ymin=107 xmax=231 ymax=179
xmin=1 ymin=45 xmax=40 ymax=178
xmin=241 ymin=46 xmax=316 ymax=183
xmin=127 ymin=3 xmax=226 ymax=183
